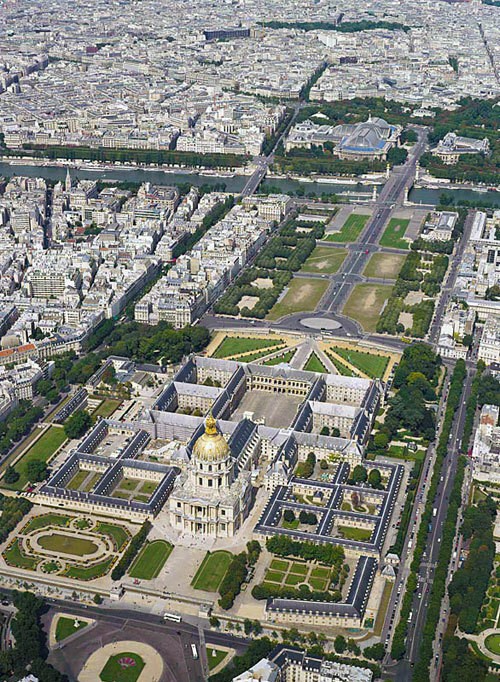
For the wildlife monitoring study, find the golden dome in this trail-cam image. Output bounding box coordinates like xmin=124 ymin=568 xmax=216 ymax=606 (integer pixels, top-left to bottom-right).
xmin=192 ymin=414 xmax=230 ymax=462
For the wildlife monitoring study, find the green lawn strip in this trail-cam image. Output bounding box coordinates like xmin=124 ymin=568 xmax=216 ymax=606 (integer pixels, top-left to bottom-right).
xmin=22 ymin=513 xmax=72 ymax=534
xmin=55 ymin=616 xmax=88 ymax=642
xmin=379 ymin=218 xmax=411 ymax=249
xmin=3 ymin=539 xmax=39 ymax=570
xmin=95 ymin=522 xmax=130 ymax=551
xmin=300 ymin=246 xmax=347 ymax=274
xmin=134 ymin=494 xmax=150 ymax=503
xmin=263 ymin=349 xmax=296 ymax=366
xmin=310 ymin=566 xmax=330 ymax=579
xmin=2 ymin=426 xmax=67 ymax=491
xmin=207 ymin=648 xmax=228 ymax=671
xmin=342 ymin=283 xmax=393 ymax=332
xmin=270 ymin=559 xmax=289 ymax=571
xmin=325 ymin=213 xmax=369 ymax=243
xmin=265 ymin=570 xmax=285 ymax=583
xmin=290 ymin=562 xmax=308 ymax=575
xmin=332 ymin=346 xmax=389 ymax=379
xmin=140 ymin=481 xmax=158 ymax=495
xmin=191 ymin=550 xmax=233 ymax=592
xmin=129 ymin=540 xmax=173 ymax=580
xmin=213 ymin=336 xmax=283 ymax=358
xmin=338 ymin=525 xmax=372 ymax=542
xmin=373 ymin=580 xmax=393 ymax=635
xmin=82 ymin=472 xmax=101 ymax=492
xmin=303 ymin=353 xmax=327 ymax=373
xmin=325 ymin=351 xmax=359 ymax=377
xmin=232 ymin=345 xmax=287 ymax=363
xmin=267 ymin=277 xmax=328 ymax=320
xmin=118 ymin=478 xmax=139 ymax=491
xmin=92 ymin=399 xmax=122 ymax=419
xmin=65 ymin=557 xmax=114 ymax=581
xmin=66 ymin=469 xmax=90 ymax=490
xmin=100 ymin=651 xmax=145 ymax=682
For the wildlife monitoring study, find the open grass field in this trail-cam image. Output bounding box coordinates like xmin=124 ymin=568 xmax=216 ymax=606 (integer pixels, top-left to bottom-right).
xmin=342 ymin=283 xmax=393 ymax=332
xmin=207 ymin=648 xmax=228 ymax=671
xmin=300 ymin=246 xmax=347 ymax=274
xmin=303 ymin=353 xmax=327 ymax=373
xmin=100 ymin=652 xmax=145 ymax=682
xmin=325 ymin=351 xmax=358 ymax=377
xmin=212 ymin=336 xmax=283 ymax=358
xmin=267 ymin=277 xmax=328 ymax=320
xmin=55 ymin=616 xmax=88 ymax=642
xmin=331 ymin=346 xmax=389 ymax=379
xmin=363 ymin=252 xmax=406 ymax=280
xmin=379 ymin=218 xmax=411 ymax=249
xmin=191 ymin=550 xmax=233 ymax=592
xmin=93 ymin=399 xmax=122 ymax=419
xmin=2 ymin=426 xmax=67 ymax=491
xmin=129 ymin=540 xmax=173 ymax=580
xmin=325 ymin=213 xmax=369 ymax=243
xmin=37 ymin=533 xmax=98 ymax=557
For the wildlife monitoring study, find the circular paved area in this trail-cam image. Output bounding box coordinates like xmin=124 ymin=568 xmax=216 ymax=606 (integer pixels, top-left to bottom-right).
xmin=78 ymin=640 xmax=164 ymax=682
xmin=300 ymin=317 xmax=342 ymax=330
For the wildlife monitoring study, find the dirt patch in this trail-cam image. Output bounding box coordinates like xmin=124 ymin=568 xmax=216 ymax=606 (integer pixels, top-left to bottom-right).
xmin=237 ymin=296 xmax=259 ymax=310
xmin=253 ymin=278 xmax=274 ymax=290
xmin=398 ymin=312 xmax=413 ymax=328
xmin=404 ymin=291 xmax=424 ymax=305
xmin=364 ymin=253 xmax=406 ymax=280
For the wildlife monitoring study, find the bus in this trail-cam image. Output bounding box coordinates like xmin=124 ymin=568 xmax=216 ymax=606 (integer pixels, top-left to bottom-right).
xmin=163 ymin=613 xmax=182 ymax=623
xmin=191 ymin=644 xmax=198 ymax=660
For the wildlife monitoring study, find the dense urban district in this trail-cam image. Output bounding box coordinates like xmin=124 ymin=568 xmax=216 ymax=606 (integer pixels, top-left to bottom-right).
xmin=0 ymin=0 xmax=499 ymax=681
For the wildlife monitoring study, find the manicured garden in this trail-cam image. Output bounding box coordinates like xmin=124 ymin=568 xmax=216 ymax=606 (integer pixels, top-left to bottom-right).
xmin=37 ymin=533 xmax=98 ymax=557
xmin=100 ymin=651 xmax=145 ymax=682
xmin=207 ymin=648 xmax=228 ymax=671
xmin=263 ymin=349 xmax=296 ymax=366
xmin=325 ymin=213 xmax=369 ymax=243
xmin=379 ymin=218 xmax=410 ymax=249
xmin=95 ymin=522 xmax=130 ymax=551
xmin=22 ymin=513 xmax=71 ymax=534
xmin=337 ymin=525 xmax=373 ymax=542
xmin=2 ymin=426 xmax=67 ymax=491
xmin=129 ymin=540 xmax=173 ymax=580
xmin=55 ymin=616 xmax=88 ymax=642
xmin=303 ymin=353 xmax=327 ymax=373
xmin=65 ymin=557 xmax=114 ymax=581
xmin=212 ymin=336 xmax=283 ymax=359
xmin=485 ymin=633 xmax=500 ymax=656
xmin=191 ymin=550 xmax=233 ymax=592
xmin=267 ymin=277 xmax=328 ymax=320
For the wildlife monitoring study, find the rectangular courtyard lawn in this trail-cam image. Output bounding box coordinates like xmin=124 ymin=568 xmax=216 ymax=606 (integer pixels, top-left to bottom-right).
xmin=342 ymin=283 xmax=393 ymax=332
xmin=129 ymin=540 xmax=173 ymax=580
xmin=212 ymin=335 xmax=283 ymax=358
xmin=3 ymin=426 xmax=67 ymax=491
xmin=191 ymin=550 xmax=233 ymax=592
xmin=363 ymin=252 xmax=406 ymax=280
xmin=325 ymin=213 xmax=369 ymax=243
xmin=267 ymin=277 xmax=328 ymax=321
xmin=379 ymin=218 xmax=411 ymax=249
xmin=92 ymin=398 xmax=122 ymax=419
xmin=300 ymin=246 xmax=347 ymax=274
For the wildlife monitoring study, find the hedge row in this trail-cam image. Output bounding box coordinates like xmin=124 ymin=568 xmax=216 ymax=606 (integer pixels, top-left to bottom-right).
xmin=111 ymin=520 xmax=151 ymax=581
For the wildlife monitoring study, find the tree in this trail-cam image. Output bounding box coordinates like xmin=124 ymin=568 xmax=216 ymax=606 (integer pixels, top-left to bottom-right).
xmin=350 ymin=465 xmax=367 ymax=484
xmin=462 ymin=334 xmax=473 ymax=348
xmin=4 ymin=466 xmax=19 ymax=484
xmin=331 ymin=427 xmax=340 ymax=437
xmin=368 ymin=469 xmax=382 ymax=489
xmin=26 ymin=460 xmax=47 ymax=483
xmin=93 ymin=594 xmax=102 ymax=604
xmin=243 ymin=619 xmax=253 ymax=635
xmin=334 ymin=634 xmax=346 ymax=653
xmin=373 ymin=432 xmax=389 ymax=451
xmin=320 ymin=426 xmax=330 ymax=436
xmin=64 ymin=409 xmax=92 ymax=440
xmin=283 ymin=509 xmax=295 ymax=523
xmin=209 ymin=615 xmax=220 ymax=628
xmin=364 ymin=642 xmax=385 ymax=660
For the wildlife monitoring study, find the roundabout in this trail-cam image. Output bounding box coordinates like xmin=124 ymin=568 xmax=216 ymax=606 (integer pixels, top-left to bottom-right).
xmin=300 ymin=317 xmax=342 ymax=331
xmin=78 ymin=640 xmax=164 ymax=682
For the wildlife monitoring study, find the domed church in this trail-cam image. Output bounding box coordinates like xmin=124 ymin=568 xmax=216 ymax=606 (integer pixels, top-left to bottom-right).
xmin=168 ymin=415 xmax=252 ymax=538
